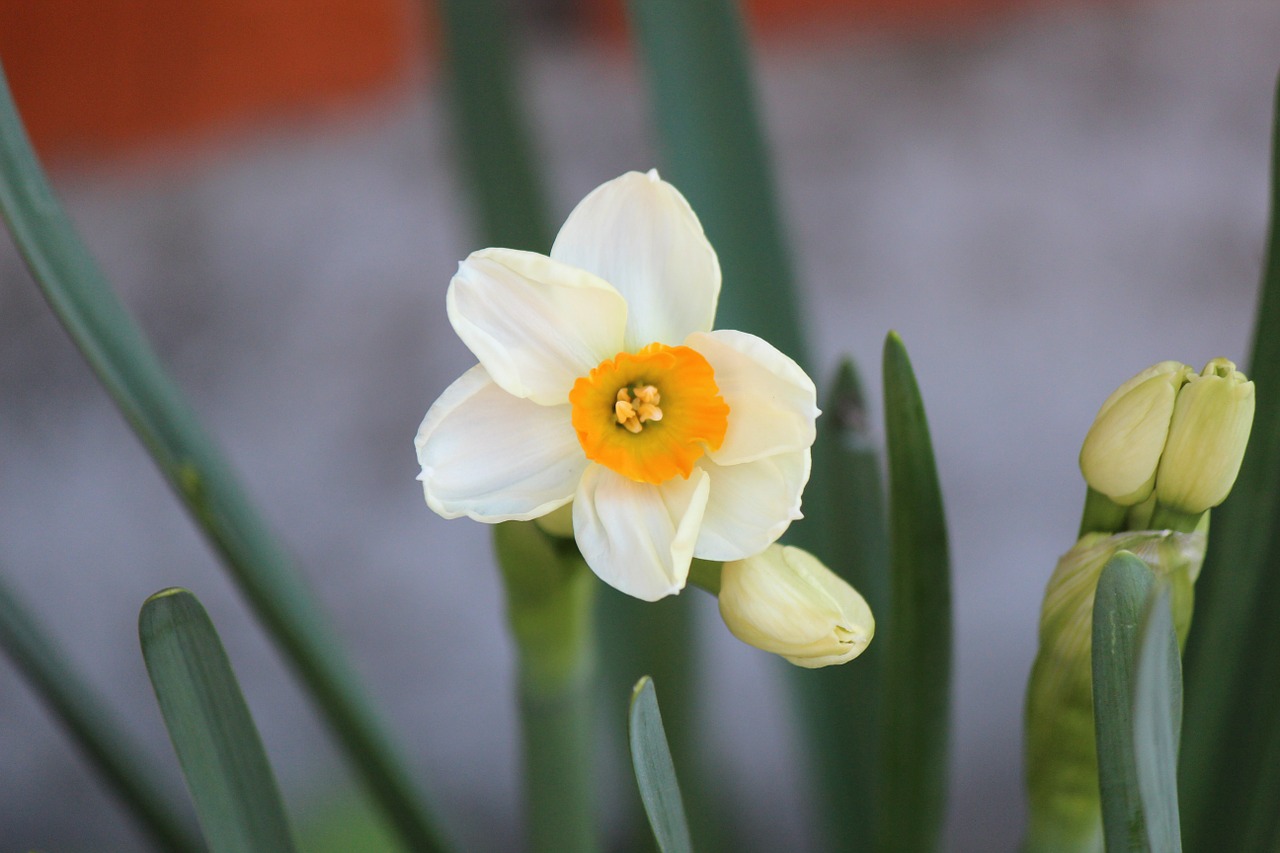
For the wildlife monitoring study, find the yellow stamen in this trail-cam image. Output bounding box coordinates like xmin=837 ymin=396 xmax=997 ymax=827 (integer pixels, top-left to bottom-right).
xmin=569 ymin=343 xmax=729 ymax=484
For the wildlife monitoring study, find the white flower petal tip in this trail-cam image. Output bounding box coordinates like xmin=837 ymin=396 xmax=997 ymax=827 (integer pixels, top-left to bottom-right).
xmin=415 ymin=366 xmax=585 ymax=522
xmin=719 ymin=544 xmax=874 ymax=668
xmin=572 ymin=465 xmax=710 ymax=602
xmin=551 ymin=172 xmax=720 ymax=350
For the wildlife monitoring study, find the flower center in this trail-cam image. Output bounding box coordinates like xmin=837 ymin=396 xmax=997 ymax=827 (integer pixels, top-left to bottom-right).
xmin=569 ymin=343 xmax=729 ymax=484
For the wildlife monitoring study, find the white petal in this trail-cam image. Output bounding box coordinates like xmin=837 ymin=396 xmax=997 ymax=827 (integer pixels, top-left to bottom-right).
xmin=572 ymin=464 xmax=710 ymax=601
xmin=551 ymin=170 xmax=720 ymax=351
xmin=686 ymin=329 xmax=819 ymax=465
xmin=447 ymin=248 xmax=627 ymax=405
xmin=694 ymin=449 xmax=811 ymax=561
xmin=416 ymin=365 xmax=586 ymax=521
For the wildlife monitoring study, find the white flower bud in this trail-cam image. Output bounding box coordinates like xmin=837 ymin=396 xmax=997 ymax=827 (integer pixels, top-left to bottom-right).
xmin=1155 ymin=358 xmax=1255 ymax=514
xmin=1079 ymin=361 xmax=1192 ymax=505
xmin=718 ymin=544 xmax=873 ymax=668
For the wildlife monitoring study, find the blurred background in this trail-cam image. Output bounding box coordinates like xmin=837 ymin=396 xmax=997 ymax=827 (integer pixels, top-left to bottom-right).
xmin=1 ymin=0 xmax=1276 ymax=850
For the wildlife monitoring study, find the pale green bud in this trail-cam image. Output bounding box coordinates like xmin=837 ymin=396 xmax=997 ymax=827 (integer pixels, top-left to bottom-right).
xmin=718 ymin=544 xmax=874 ymax=668
xmin=1154 ymin=358 xmax=1255 ymax=514
xmin=1079 ymin=361 xmax=1193 ymax=505
xmin=1025 ymin=528 xmax=1205 ymax=851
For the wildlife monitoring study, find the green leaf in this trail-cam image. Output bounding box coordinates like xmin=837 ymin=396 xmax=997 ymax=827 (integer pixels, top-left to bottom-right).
xmin=879 ymin=331 xmax=951 ymax=853
xmin=435 ymin=0 xmax=551 ymax=251
xmin=1132 ymin=585 xmax=1183 ymax=853
xmin=628 ymin=677 xmax=693 ymax=853
xmin=787 ymin=359 xmax=890 ymax=851
xmin=139 ymin=589 xmax=296 ymax=853
xmin=626 ymin=0 xmax=807 ymax=367
xmin=0 ymin=60 xmax=450 ymax=853
xmin=1180 ymin=72 xmax=1280 ymax=853
xmin=0 ymin=572 xmax=203 ymax=852
xmin=1091 ymin=551 xmax=1158 ymax=852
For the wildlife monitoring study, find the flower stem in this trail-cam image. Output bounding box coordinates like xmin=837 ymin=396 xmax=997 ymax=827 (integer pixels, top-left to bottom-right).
xmin=1078 ymin=488 xmax=1129 ymax=537
xmin=494 ymin=523 xmax=598 ymax=853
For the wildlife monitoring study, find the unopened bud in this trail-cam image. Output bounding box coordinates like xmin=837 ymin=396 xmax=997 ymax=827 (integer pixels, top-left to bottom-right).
xmin=718 ymin=544 xmax=873 ymax=668
xmin=1155 ymin=358 xmax=1255 ymax=514
xmin=1079 ymin=361 xmax=1192 ymax=505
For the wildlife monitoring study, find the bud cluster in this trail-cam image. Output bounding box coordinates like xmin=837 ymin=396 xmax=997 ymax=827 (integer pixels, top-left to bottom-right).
xmin=1079 ymin=358 xmax=1254 ymax=517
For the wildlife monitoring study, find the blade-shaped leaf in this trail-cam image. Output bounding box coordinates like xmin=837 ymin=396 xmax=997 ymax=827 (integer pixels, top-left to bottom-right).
xmin=628 ymin=677 xmax=693 ymax=853
xmin=879 ymin=331 xmax=952 ymax=853
xmin=435 ymin=0 xmax=551 ymax=251
xmin=0 ymin=572 xmax=203 ymax=852
xmin=1180 ymin=72 xmax=1280 ymax=853
xmin=623 ymin=6 xmax=807 ymax=848
xmin=1133 ymin=585 xmax=1183 ymax=853
xmin=140 ymin=589 xmax=296 ymax=853
xmin=1092 ymin=551 xmax=1158 ymax=852
xmin=788 ymin=359 xmax=889 ymax=851
xmin=0 ymin=60 xmax=449 ymax=853
xmin=626 ymin=0 xmax=807 ymax=366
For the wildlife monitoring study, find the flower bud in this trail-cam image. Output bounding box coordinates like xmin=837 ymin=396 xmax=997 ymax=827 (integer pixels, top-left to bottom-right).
xmin=1155 ymin=358 xmax=1255 ymax=514
xmin=718 ymin=544 xmax=873 ymax=668
xmin=1079 ymin=361 xmax=1193 ymax=505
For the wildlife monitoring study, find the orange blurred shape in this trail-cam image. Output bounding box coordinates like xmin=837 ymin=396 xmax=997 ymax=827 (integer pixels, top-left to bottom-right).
xmin=0 ymin=0 xmax=420 ymax=164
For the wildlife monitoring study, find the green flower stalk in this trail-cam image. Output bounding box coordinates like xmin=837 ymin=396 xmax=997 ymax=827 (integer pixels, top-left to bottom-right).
xmin=1024 ymin=530 xmax=1204 ymax=852
xmin=718 ymin=544 xmax=874 ymax=668
xmin=1026 ymin=357 xmax=1254 ymax=851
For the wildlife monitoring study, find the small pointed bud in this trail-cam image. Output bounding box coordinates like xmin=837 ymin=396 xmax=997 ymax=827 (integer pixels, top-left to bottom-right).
xmin=718 ymin=544 xmax=874 ymax=668
xmin=1079 ymin=361 xmax=1193 ymax=505
xmin=1154 ymin=358 xmax=1255 ymax=514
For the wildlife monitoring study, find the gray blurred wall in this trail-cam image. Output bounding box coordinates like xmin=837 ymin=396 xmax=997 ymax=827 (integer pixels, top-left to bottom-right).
xmin=2 ymin=0 xmax=1277 ymax=849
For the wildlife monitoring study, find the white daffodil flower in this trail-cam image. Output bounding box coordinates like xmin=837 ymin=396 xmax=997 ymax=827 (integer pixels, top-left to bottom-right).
xmin=416 ymin=170 xmax=819 ymax=601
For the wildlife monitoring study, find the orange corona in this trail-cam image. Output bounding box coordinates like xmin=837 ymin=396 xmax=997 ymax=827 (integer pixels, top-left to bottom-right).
xmin=569 ymin=343 xmax=729 ymax=484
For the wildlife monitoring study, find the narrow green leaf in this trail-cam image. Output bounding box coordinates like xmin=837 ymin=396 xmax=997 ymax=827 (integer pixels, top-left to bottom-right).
xmin=628 ymin=677 xmax=693 ymax=853
xmin=0 ymin=572 xmax=203 ymax=852
xmin=435 ymin=0 xmax=552 ymax=251
xmin=626 ymin=0 xmax=807 ymax=367
xmin=879 ymin=331 xmax=951 ymax=853
xmin=625 ymin=6 xmax=808 ymax=848
xmin=1091 ymin=551 xmax=1158 ymax=853
xmin=1180 ymin=72 xmax=1280 ymax=852
xmin=788 ymin=359 xmax=890 ymax=851
xmin=0 ymin=61 xmax=450 ymax=852
xmin=1133 ymin=585 xmax=1183 ymax=853
xmin=494 ymin=522 xmax=598 ymax=853
xmin=140 ymin=589 xmax=296 ymax=853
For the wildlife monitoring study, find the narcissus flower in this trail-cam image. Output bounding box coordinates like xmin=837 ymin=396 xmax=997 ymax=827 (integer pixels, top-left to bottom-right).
xmin=416 ymin=171 xmax=818 ymax=601
xmin=1079 ymin=358 xmax=1254 ymax=513
xmin=718 ymin=544 xmax=873 ymax=668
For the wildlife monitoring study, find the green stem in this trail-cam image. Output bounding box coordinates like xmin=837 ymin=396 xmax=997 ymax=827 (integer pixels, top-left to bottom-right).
xmin=494 ymin=523 xmax=598 ymax=853
xmin=1147 ymin=505 xmax=1204 ymax=535
xmin=1079 ymin=488 xmax=1129 ymax=538
xmin=686 ymin=559 xmax=722 ymax=595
